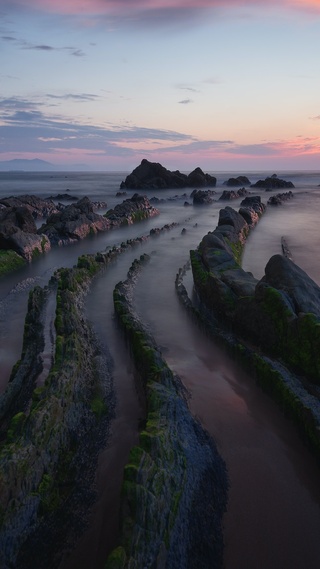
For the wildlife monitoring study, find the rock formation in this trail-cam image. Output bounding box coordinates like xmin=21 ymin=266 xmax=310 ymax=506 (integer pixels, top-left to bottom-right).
xmin=0 ymin=206 xmax=51 ymax=261
xmin=0 ymin=195 xmax=58 ymax=219
xmin=191 ymin=188 xmax=216 ymax=205
xmin=223 ymin=176 xmax=251 ymax=187
xmin=219 ymin=188 xmax=248 ymax=200
xmin=0 ymin=265 xmax=112 ymax=568
xmin=251 ymin=175 xmax=294 ymax=190
xmin=109 ymin=256 xmax=227 ymax=568
xmin=104 ymin=192 xmax=159 ymax=225
xmin=120 ymin=159 xmax=217 ymax=190
xmin=190 ymin=199 xmax=320 ymax=384
xmin=38 ymin=196 xmax=111 ymax=246
xmin=267 ymin=191 xmax=293 ymax=205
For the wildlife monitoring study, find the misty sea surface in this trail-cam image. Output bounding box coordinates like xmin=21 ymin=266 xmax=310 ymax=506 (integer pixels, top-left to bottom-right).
xmin=1 ymin=169 xmax=320 ymax=569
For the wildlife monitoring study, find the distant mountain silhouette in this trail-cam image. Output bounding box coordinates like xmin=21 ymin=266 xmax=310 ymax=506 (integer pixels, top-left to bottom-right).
xmin=0 ymin=158 xmax=56 ymax=171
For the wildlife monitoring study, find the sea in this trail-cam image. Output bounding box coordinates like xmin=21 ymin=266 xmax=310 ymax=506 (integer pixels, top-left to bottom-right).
xmin=1 ymin=169 xmax=320 ymax=569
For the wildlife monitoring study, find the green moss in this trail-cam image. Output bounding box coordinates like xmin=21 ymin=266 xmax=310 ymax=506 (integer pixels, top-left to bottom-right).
xmin=41 ymin=236 xmax=47 ymax=252
xmin=90 ymin=396 xmax=108 ymax=418
xmin=224 ymin=237 xmax=243 ymax=265
xmin=7 ymin=412 xmax=26 ymax=442
xmin=0 ymin=249 xmax=26 ymax=276
xmin=131 ymin=210 xmax=148 ymax=223
xmin=77 ymin=254 xmax=100 ymax=276
xmin=38 ymin=473 xmax=60 ymax=513
xmin=105 ymin=546 xmax=127 ymax=569
xmin=32 ymin=247 xmax=41 ymax=260
xmin=190 ymin=249 xmax=209 ymax=286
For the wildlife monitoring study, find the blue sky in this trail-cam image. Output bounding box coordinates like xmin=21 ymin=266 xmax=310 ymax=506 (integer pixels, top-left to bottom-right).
xmin=1 ymin=0 xmax=320 ymax=171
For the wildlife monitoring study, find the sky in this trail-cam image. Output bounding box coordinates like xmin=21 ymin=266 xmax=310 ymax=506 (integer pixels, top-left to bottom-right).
xmin=1 ymin=0 xmax=320 ymax=171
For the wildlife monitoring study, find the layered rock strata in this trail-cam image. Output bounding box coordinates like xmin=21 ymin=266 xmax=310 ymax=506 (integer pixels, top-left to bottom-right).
xmin=0 ymin=264 xmax=112 ymax=569
xmin=189 ymin=196 xmax=320 ymax=454
xmin=108 ymin=257 xmax=228 ymax=568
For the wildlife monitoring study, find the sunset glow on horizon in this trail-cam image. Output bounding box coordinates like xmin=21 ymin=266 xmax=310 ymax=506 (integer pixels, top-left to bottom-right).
xmin=1 ymin=0 xmax=320 ymax=170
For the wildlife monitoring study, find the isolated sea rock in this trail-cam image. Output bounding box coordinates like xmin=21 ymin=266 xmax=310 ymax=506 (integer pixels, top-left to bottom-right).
xmin=223 ymin=176 xmax=251 ymax=187
xmin=120 ymin=159 xmax=216 ymax=190
xmin=39 ymin=196 xmax=111 ymax=246
xmin=0 ymin=195 xmax=58 ymax=219
xmin=251 ymin=175 xmax=294 ymax=190
xmin=104 ymin=193 xmax=159 ymax=225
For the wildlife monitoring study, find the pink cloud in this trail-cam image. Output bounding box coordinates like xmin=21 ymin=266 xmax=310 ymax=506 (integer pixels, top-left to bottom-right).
xmin=7 ymin=0 xmax=320 ymax=16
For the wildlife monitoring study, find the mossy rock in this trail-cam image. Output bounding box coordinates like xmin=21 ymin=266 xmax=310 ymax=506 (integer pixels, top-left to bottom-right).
xmin=105 ymin=546 xmax=127 ymax=569
xmin=0 ymin=249 xmax=26 ymax=277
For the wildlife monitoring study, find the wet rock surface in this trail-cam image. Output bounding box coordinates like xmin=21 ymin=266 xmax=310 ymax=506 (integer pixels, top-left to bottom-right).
xmin=190 ymin=196 xmax=320 ymax=455
xmin=109 ymin=256 xmax=227 ymax=569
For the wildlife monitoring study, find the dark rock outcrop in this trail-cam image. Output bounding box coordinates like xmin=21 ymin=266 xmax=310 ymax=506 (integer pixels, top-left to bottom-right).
xmin=223 ymin=176 xmax=251 ymax=187
xmin=0 ymin=195 xmax=58 ymax=219
xmin=187 ymin=166 xmax=217 ymax=187
xmin=251 ymin=175 xmax=294 ymax=190
xmin=0 ymin=206 xmax=50 ymax=261
xmin=47 ymin=193 xmax=79 ymax=202
xmin=110 ymin=257 xmax=227 ymax=568
xmin=267 ymin=191 xmax=293 ymax=205
xmin=0 ymin=265 xmax=113 ymax=569
xmin=120 ymin=159 xmax=216 ymax=190
xmin=219 ymin=188 xmax=248 ymax=201
xmin=192 ymin=189 xmax=216 ymax=205
xmin=39 ymin=196 xmax=111 ymax=246
xmin=239 ymin=195 xmax=266 ymax=226
xmin=190 ymin=200 xmax=320 ymax=384
xmin=104 ymin=193 xmax=159 ymax=225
